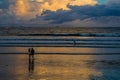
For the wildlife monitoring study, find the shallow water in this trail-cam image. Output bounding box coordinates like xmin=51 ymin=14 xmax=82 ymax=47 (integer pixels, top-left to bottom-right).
xmin=0 ymin=47 xmax=120 ymax=55
xmin=0 ymin=54 xmax=120 ymax=80
xmin=0 ymin=32 xmax=120 ymax=80
xmin=1 ymin=36 xmax=120 ymax=48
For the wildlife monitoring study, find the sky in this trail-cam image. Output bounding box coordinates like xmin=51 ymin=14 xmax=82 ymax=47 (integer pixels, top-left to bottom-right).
xmin=0 ymin=0 xmax=120 ymax=27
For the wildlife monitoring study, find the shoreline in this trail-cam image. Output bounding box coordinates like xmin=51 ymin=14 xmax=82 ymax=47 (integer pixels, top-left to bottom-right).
xmin=0 ymin=53 xmax=120 ymax=55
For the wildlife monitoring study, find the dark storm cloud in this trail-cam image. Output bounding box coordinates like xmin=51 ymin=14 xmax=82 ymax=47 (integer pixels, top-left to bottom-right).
xmin=0 ymin=0 xmax=120 ymax=27
xmin=0 ymin=0 xmax=10 ymax=9
xmin=43 ymin=4 xmax=120 ymax=24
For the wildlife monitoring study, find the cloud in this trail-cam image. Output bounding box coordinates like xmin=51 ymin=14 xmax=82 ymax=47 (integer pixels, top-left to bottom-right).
xmin=61 ymin=16 xmax=120 ymax=27
xmin=40 ymin=0 xmax=120 ymax=27
xmin=108 ymin=0 xmax=120 ymax=5
xmin=0 ymin=9 xmax=2 ymax=13
xmin=42 ymin=4 xmax=120 ymax=23
xmin=0 ymin=0 xmax=120 ymax=27
xmin=8 ymin=0 xmax=97 ymax=20
xmin=0 ymin=0 xmax=10 ymax=9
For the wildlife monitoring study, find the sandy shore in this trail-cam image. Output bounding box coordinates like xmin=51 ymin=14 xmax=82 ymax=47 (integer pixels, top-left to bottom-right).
xmin=0 ymin=54 xmax=120 ymax=80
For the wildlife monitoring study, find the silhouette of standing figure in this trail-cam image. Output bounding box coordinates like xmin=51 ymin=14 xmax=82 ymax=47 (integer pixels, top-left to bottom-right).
xmin=28 ymin=48 xmax=31 ymax=58
xmin=28 ymin=48 xmax=35 ymax=59
xmin=31 ymin=48 xmax=35 ymax=59
xmin=28 ymin=48 xmax=35 ymax=79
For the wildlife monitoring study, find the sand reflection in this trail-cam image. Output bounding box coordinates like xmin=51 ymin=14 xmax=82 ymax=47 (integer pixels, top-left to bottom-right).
xmin=5 ymin=55 xmax=102 ymax=80
xmin=1 ymin=47 xmax=120 ymax=53
xmin=28 ymin=56 xmax=35 ymax=80
xmin=12 ymin=47 xmax=103 ymax=80
xmin=35 ymin=47 xmax=97 ymax=53
xmin=35 ymin=55 xmax=102 ymax=80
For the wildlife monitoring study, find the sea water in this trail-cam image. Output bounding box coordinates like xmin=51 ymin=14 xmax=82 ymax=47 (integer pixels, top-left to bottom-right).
xmin=0 ymin=27 xmax=120 ymax=80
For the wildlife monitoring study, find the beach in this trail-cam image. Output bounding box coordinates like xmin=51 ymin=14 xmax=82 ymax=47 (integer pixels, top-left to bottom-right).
xmin=0 ymin=27 xmax=120 ymax=80
xmin=1 ymin=0 xmax=120 ymax=79
xmin=0 ymin=54 xmax=120 ymax=80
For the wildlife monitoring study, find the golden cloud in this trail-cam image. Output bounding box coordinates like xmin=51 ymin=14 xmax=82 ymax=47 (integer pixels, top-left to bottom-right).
xmin=15 ymin=0 xmax=29 ymax=16
xmin=10 ymin=0 xmax=97 ymax=20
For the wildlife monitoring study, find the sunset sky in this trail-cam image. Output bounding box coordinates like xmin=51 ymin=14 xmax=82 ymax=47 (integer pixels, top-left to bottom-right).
xmin=0 ymin=0 xmax=120 ymax=27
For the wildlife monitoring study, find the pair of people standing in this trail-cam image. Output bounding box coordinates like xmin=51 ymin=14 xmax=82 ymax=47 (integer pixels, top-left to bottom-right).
xmin=28 ymin=48 xmax=35 ymax=59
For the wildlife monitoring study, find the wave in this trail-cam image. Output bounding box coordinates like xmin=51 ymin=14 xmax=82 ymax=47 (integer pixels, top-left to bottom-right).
xmin=17 ymin=33 xmax=120 ymax=37
xmin=0 ymin=44 xmax=120 ymax=48
xmin=0 ymin=40 xmax=120 ymax=48
xmin=0 ymin=34 xmax=120 ymax=47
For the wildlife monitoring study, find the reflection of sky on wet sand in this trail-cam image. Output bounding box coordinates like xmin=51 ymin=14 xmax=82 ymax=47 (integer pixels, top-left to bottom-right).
xmin=0 ymin=54 xmax=103 ymax=80
xmin=35 ymin=55 xmax=102 ymax=80
xmin=0 ymin=55 xmax=28 ymax=80
xmin=0 ymin=47 xmax=120 ymax=80
xmin=1 ymin=47 xmax=120 ymax=53
xmin=0 ymin=54 xmax=120 ymax=80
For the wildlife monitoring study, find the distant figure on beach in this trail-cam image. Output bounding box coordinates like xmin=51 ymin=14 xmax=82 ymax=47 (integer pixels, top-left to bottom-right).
xmin=28 ymin=48 xmax=31 ymax=58
xmin=28 ymin=48 xmax=35 ymax=59
xmin=28 ymin=48 xmax=35 ymax=79
xmin=28 ymin=48 xmax=31 ymax=53
xmin=31 ymin=48 xmax=35 ymax=58
xmin=73 ymin=40 xmax=76 ymax=45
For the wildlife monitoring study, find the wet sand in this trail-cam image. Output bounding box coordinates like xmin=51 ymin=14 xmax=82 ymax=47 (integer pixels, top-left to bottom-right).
xmin=0 ymin=54 xmax=120 ymax=80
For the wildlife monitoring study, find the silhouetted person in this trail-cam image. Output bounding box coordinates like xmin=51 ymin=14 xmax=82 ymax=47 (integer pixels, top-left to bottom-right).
xmin=28 ymin=48 xmax=35 ymax=59
xmin=28 ymin=48 xmax=35 ymax=79
xmin=28 ymin=48 xmax=31 ymax=52
xmin=28 ymin=48 xmax=31 ymax=58
xmin=31 ymin=48 xmax=35 ymax=59
xmin=73 ymin=40 xmax=76 ymax=45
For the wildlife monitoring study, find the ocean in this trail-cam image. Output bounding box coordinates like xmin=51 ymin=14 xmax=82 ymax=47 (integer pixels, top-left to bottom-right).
xmin=0 ymin=27 xmax=120 ymax=53
xmin=0 ymin=27 xmax=120 ymax=80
